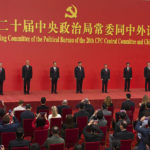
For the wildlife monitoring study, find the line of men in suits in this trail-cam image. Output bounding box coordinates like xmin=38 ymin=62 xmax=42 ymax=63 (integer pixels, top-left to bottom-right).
xmin=0 ymin=61 xmax=150 ymax=95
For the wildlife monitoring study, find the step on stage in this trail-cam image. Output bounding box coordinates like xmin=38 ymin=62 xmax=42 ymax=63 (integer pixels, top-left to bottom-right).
xmin=0 ymin=89 xmax=149 ymax=112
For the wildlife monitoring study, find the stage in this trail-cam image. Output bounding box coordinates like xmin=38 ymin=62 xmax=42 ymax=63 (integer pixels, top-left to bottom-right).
xmin=0 ymin=89 xmax=149 ymax=112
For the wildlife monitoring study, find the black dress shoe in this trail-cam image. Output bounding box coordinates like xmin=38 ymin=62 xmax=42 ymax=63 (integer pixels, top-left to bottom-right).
xmin=26 ymin=91 xmax=29 ymax=94
xmin=105 ymin=91 xmax=108 ymax=93
xmin=102 ymin=91 xmax=104 ymax=93
xmin=80 ymin=91 xmax=83 ymax=93
xmin=76 ymin=91 xmax=79 ymax=93
xmin=55 ymin=92 xmax=58 ymax=94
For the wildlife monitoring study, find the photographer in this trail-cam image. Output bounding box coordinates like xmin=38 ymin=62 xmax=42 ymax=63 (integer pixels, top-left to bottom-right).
xmin=135 ymin=116 xmax=150 ymax=150
xmin=89 ymin=110 xmax=107 ymax=127
xmin=76 ymin=98 xmax=94 ymax=117
xmin=83 ymin=120 xmax=104 ymax=142
xmin=113 ymin=111 xmax=130 ymax=133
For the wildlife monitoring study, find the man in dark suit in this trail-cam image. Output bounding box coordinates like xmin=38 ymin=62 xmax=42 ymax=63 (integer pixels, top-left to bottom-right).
xmin=43 ymin=126 xmax=64 ymax=150
xmin=83 ymin=120 xmax=104 ymax=142
xmin=73 ymin=102 xmax=89 ymax=122
xmin=123 ymin=62 xmax=132 ymax=92
xmin=76 ymin=98 xmax=94 ymax=117
xmin=109 ymin=120 xmax=134 ymax=149
xmin=0 ymin=63 xmax=5 ymax=95
xmin=22 ymin=60 xmax=32 ymax=94
xmin=50 ymin=61 xmax=59 ymax=94
xmin=8 ymin=127 xmax=30 ymax=150
xmin=57 ymin=100 xmax=70 ymax=115
xmin=135 ymin=117 xmax=150 ymax=150
xmin=36 ymin=97 xmax=49 ymax=114
xmin=121 ymin=93 xmax=135 ymax=111
xmin=74 ymin=61 xmax=85 ymax=93
xmin=144 ymin=62 xmax=150 ymax=91
xmin=101 ymin=64 xmax=110 ymax=93
xmin=20 ymin=104 xmax=35 ymax=126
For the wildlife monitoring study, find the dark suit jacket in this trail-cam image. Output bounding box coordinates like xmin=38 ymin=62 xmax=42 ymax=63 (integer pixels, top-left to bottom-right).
xmin=113 ymin=130 xmax=134 ymax=140
xmin=101 ymin=69 xmax=110 ymax=80
xmin=73 ymin=110 xmax=89 ymax=122
xmin=0 ymin=68 xmax=5 ymax=81
xmin=20 ymin=110 xmax=35 ymax=126
xmin=57 ymin=105 xmax=70 ymax=115
xmin=123 ymin=67 xmax=132 ymax=79
xmin=76 ymin=103 xmax=94 ymax=117
xmin=74 ymin=66 xmax=85 ymax=80
xmin=121 ymin=100 xmax=135 ymax=111
xmin=0 ymin=117 xmax=20 ymax=133
xmin=50 ymin=67 xmax=59 ymax=80
xmin=83 ymin=125 xmax=104 ymax=142
xmin=8 ymin=139 xmax=30 ymax=150
xmin=135 ymin=121 xmax=150 ymax=150
xmin=144 ymin=67 xmax=150 ymax=79
xmin=22 ymin=65 xmax=32 ymax=80
xmin=36 ymin=105 xmax=49 ymax=114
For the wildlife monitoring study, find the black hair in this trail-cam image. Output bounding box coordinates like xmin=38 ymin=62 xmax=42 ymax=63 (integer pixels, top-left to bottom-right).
xmin=36 ymin=116 xmax=46 ymax=128
xmin=79 ymin=102 xmax=84 ymax=109
xmin=120 ymin=112 xmax=126 ymax=120
xmin=26 ymin=104 xmax=31 ymax=109
xmin=126 ymin=93 xmax=131 ymax=99
xmin=120 ymin=121 xmax=127 ymax=129
xmin=97 ymin=110 xmax=104 ymax=120
xmin=16 ymin=127 xmax=24 ymax=139
xmin=41 ymin=97 xmax=46 ymax=104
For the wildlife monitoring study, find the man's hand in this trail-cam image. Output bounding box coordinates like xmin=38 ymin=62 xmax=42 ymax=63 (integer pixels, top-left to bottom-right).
xmin=93 ymin=110 xmax=99 ymax=116
xmin=140 ymin=116 xmax=146 ymax=122
xmin=36 ymin=113 xmax=41 ymax=119
xmin=88 ymin=120 xmax=94 ymax=126
xmin=0 ymin=145 xmax=5 ymax=150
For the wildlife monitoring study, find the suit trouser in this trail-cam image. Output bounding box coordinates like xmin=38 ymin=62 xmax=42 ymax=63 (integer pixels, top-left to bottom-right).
xmin=102 ymin=79 xmax=108 ymax=92
xmin=145 ymin=78 xmax=150 ymax=91
xmin=76 ymin=79 xmax=83 ymax=92
xmin=125 ymin=78 xmax=130 ymax=91
xmin=51 ymin=79 xmax=58 ymax=93
xmin=0 ymin=80 xmax=3 ymax=94
xmin=24 ymin=79 xmax=30 ymax=93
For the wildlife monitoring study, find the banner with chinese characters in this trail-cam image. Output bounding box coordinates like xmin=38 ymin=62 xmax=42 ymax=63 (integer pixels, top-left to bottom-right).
xmin=0 ymin=0 xmax=150 ymax=91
